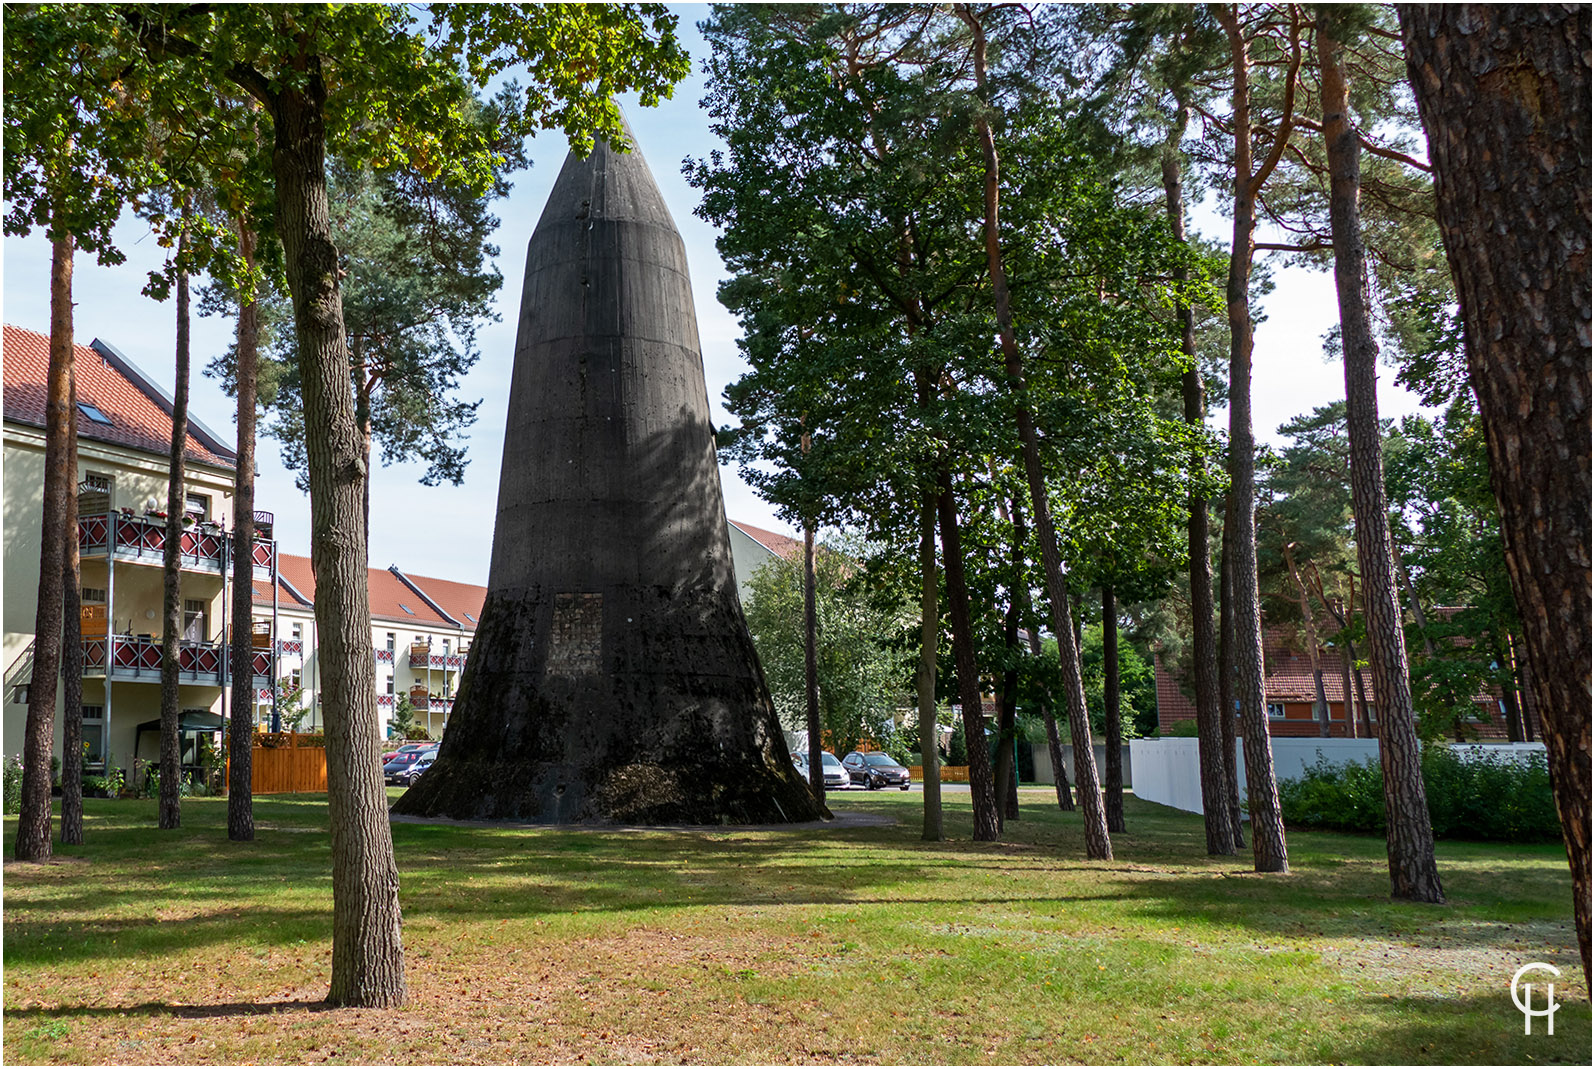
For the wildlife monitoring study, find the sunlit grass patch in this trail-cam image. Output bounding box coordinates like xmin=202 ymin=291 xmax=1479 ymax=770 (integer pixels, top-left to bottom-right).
xmin=4 ymin=789 xmax=1587 ymax=1064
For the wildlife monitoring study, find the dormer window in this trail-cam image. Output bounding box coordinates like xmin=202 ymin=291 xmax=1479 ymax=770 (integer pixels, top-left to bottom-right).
xmin=76 ymin=401 xmax=112 ymax=425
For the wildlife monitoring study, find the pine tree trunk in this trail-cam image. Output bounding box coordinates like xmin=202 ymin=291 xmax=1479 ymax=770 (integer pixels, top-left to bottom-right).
xmin=60 ymin=355 xmax=84 ymax=846
xmin=17 ymin=220 xmax=75 ymax=863
xmin=1321 ymin=23 xmax=1444 ymax=903
xmin=270 ymin=68 xmax=406 ymax=1008
xmin=1219 ymin=9 xmax=1288 ymax=873
xmin=1401 ymin=4 xmax=1589 ymax=973
xmin=1102 ymin=586 xmax=1125 ymax=834
xmin=158 ymin=221 xmax=191 ymax=832
xmin=1162 ymin=116 xmax=1234 ymax=854
xmin=962 ymin=7 xmax=1110 ymax=860
xmin=228 ymin=223 xmax=260 ymax=842
xmin=1283 ymin=541 xmax=1332 ymax=738
xmin=1339 ymin=641 xmax=1359 ymax=740
xmin=1218 ymin=499 xmax=1245 ymax=848
xmin=804 ymin=517 xmax=823 ymax=802
xmin=935 ymin=469 xmax=999 ymax=842
xmin=1011 ymin=497 xmax=1073 ymax=813
xmin=917 ymin=489 xmax=943 ymax=841
xmin=994 ymin=505 xmax=1025 ymax=827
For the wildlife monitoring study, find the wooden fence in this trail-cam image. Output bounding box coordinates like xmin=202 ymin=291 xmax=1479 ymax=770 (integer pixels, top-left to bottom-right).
xmin=909 ymin=765 xmax=969 ymax=783
xmin=225 ymin=734 xmax=328 ymax=794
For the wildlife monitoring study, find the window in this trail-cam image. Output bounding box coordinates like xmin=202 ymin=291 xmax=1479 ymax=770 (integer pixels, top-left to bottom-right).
xmin=82 ymin=705 xmax=105 ymax=764
xmin=385 ymin=676 xmax=394 ymax=696
xmin=183 ymin=599 xmax=208 ymax=642
xmin=82 ymin=587 xmax=107 ymax=604
xmin=184 ymin=492 xmax=209 ymax=519
xmin=288 ymin=668 xmax=303 ymax=692
xmin=1365 ymin=704 xmax=1377 ymax=723
xmin=291 ymin=622 xmax=303 ymax=641
xmin=76 ymin=401 xmax=112 ymax=424
xmin=398 ymin=603 xmax=415 ymax=615
xmin=80 ymin=471 xmax=113 ymax=513
xmin=385 ymin=632 xmax=396 ymax=652
xmin=442 ymin=638 xmax=450 ymax=655
xmin=13 ymin=684 xmax=29 ymax=705
xmin=1266 ymin=703 xmax=1287 ymax=719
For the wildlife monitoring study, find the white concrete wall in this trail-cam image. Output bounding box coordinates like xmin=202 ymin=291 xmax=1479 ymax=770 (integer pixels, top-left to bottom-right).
xmin=1130 ymin=737 xmax=1548 ymax=816
xmin=1030 ymin=743 xmax=1132 ymax=787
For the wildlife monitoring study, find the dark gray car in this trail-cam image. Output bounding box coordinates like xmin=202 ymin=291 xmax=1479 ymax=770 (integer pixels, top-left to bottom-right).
xmin=842 ymin=751 xmax=911 ymax=790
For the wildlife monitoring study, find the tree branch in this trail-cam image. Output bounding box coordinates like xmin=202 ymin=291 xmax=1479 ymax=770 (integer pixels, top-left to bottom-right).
xmin=1247 ymin=4 xmax=1304 ymax=198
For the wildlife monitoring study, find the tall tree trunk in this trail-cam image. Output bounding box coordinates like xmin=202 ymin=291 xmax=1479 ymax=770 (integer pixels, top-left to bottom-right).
xmin=803 ymin=517 xmax=823 ymax=802
xmin=917 ymin=488 xmax=943 ymax=841
xmin=1338 ymin=639 xmax=1359 ymax=740
xmin=1321 ymin=23 xmax=1444 ymax=902
xmin=1217 ymin=6 xmax=1290 ymax=873
xmin=1401 ymin=4 xmax=1589 ymax=975
xmin=228 ymin=223 xmax=261 ymax=842
xmin=1283 ymin=542 xmax=1332 ymax=738
xmin=1010 ymin=494 xmax=1073 ymax=812
xmin=993 ymin=490 xmax=1026 ymax=827
xmin=1508 ymin=632 xmax=1536 ymax=742
xmin=1495 ymin=634 xmax=1525 ymax=743
xmin=1162 ymin=111 xmax=1233 ymax=854
xmin=935 ymin=469 xmax=999 ymax=842
xmin=1352 ymin=655 xmax=1372 ymax=737
xmin=960 ymin=3 xmax=1110 ymax=859
xmin=269 ymin=68 xmax=405 ymax=1008
xmin=158 ymin=214 xmax=192 ymax=831
xmin=1218 ymin=498 xmax=1245 ymax=848
xmin=996 ymin=598 xmax=1020 ymax=827
xmin=60 ymin=357 xmax=84 ymax=846
xmin=1101 ymin=586 xmax=1125 ymax=834
xmin=17 ymin=217 xmax=75 ymax=863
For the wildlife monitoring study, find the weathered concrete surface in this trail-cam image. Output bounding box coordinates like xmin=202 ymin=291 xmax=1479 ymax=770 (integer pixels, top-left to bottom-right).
xmin=393 ymin=119 xmax=824 ymax=825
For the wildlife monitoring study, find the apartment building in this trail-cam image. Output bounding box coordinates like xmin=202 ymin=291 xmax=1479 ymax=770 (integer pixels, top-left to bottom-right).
xmin=3 ymin=325 xmax=277 ymax=777
xmin=251 ymin=555 xmax=483 ymax=741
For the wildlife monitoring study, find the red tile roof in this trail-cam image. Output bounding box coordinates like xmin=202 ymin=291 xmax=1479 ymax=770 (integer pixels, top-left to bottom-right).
xmin=729 ymin=518 xmax=802 ymax=561
xmin=3 ymin=324 xmax=234 ymax=467
xmin=400 ymin=572 xmax=488 ymax=627
xmin=254 ymin=553 xmax=473 ymax=629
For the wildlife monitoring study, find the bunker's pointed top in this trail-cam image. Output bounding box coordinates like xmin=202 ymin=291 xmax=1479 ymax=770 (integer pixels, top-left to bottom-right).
xmin=534 ymin=106 xmax=674 ymax=234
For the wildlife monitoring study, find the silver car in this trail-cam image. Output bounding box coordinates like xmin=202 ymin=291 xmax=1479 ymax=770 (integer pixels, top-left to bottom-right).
xmin=791 ymin=751 xmax=850 ymax=790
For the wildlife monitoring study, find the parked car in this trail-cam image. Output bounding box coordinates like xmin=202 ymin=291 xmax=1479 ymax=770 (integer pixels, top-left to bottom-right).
xmin=381 ymin=741 xmax=435 ymax=764
xmin=383 ymin=747 xmax=436 ymax=785
xmin=393 ymin=752 xmax=436 ymax=787
xmin=842 ymin=751 xmax=911 ymax=790
xmin=791 ymin=750 xmax=851 ymax=791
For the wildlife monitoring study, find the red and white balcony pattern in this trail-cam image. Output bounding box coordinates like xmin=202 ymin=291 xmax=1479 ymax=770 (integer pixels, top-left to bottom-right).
xmin=81 ymin=635 xmax=227 ymax=684
xmin=408 ymin=649 xmax=466 ymax=671
xmin=77 ymin=512 xmax=272 ymax=575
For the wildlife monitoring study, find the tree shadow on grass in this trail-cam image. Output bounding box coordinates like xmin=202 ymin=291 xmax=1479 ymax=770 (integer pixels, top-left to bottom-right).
xmin=5 ymin=999 xmax=336 ymax=1020
xmin=1330 ymin=991 xmax=1591 ymax=1065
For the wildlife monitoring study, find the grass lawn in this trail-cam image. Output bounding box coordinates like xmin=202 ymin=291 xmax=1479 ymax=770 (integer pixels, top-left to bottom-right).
xmin=4 ymin=788 xmax=1588 ymax=1065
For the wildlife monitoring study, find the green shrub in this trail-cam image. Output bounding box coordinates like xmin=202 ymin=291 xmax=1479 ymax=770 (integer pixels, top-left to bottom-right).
xmin=3 ymin=754 xmax=22 ymax=814
xmin=1277 ymin=746 xmax=1560 ymax=842
xmin=1168 ymin=719 xmax=1201 ymax=738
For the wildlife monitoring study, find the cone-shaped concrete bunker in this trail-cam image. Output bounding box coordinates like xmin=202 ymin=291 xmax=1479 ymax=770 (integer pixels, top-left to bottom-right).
xmin=393 ymin=119 xmax=824 ymax=824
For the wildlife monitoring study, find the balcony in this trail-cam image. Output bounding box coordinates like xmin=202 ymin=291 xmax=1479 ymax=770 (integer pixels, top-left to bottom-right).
xmin=375 ymin=648 xmax=395 ymax=665
xmin=408 ymin=643 xmax=466 ymax=671
xmin=277 ymin=639 xmax=304 ymax=659
xmin=83 ymin=634 xmax=226 ymax=686
xmin=410 ymin=695 xmax=454 ymax=715
xmin=77 ymin=511 xmax=276 ymax=579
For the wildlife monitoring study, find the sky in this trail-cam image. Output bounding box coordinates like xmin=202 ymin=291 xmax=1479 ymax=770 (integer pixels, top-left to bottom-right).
xmin=1 ymin=5 xmax=1433 ymax=587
